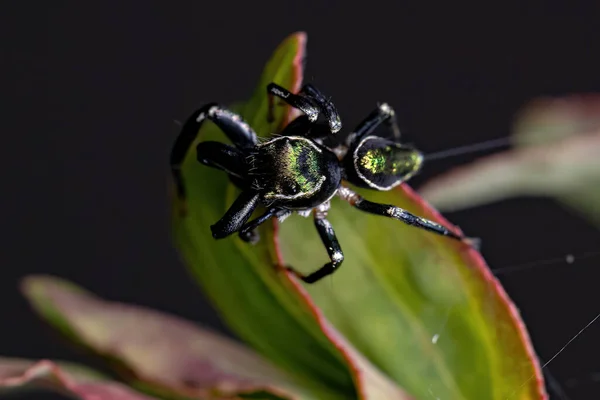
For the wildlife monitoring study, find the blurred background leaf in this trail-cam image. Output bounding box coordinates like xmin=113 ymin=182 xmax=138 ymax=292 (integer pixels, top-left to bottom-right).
xmin=0 ymin=357 xmax=158 ymax=400
xmin=419 ymin=95 xmax=600 ymax=227
xmin=21 ymin=275 xmax=309 ymax=400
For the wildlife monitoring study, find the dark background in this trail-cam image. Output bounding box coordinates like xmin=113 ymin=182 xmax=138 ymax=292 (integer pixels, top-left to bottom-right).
xmin=2 ymin=2 xmax=600 ymax=399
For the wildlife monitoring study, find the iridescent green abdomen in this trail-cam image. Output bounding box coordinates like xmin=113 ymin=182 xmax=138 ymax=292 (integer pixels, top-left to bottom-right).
xmin=352 ymin=136 xmax=424 ymax=190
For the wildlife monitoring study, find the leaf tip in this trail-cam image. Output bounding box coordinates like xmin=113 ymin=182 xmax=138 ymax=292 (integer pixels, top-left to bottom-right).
xmin=20 ymin=274 xmax=81 ymax=301
xmin=20 ymin=274 xmax=51 ymax=301
xmin=283 ymin=31 xmax=307 ymax=47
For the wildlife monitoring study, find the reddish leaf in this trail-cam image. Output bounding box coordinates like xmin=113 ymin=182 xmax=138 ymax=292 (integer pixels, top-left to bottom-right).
xmin=0 ymin=357 xmax=158 ymax=399
xmin=21 ymin=275 xmax=310 ymax=400
xmin=419 ymin=95 xmax=600 ymax=224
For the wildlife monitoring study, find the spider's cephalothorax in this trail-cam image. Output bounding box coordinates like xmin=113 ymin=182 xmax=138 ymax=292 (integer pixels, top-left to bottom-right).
xmin=171 ymin=83 xmax=473 ymax=284
xmin=249 ymin=136 xmax=342 ymax=209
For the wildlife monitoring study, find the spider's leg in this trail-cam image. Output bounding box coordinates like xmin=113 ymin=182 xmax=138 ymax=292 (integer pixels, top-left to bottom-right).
xmin=299 ymin=84 xmax=342 ymax=133
xmin=278 ymin=115 xmax=334 ymax=142
xmin=196 ymin=141 xmax=250 ymax=190
xmin=171 ymin=103 xmax=258 ymax=201
xmin=278 ymin=115 xmax=312 ymax=136
xmin=196 ymin=141 xmax=246 ymax=177
xmin=286 ymin=213 xmax=344 ymax=284
xmin=267 ymin=83 xmax=320 ymax=124
xmin=337 ymin=186 xmax=467 ymax=242
xmin=238 ymin=208 xmax=291 ymax=244
xmin=345 ymin=102 xmax=401 ymax=148
xmin=211 ymin=190 xmax=261 ymax=239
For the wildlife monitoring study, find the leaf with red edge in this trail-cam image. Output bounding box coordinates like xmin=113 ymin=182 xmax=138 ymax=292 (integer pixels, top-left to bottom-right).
xmin=171 ymin=32 xmax=412 ymax=399
xmin=419 ymin=95 xmax=600 ymax=225
xmin=277 ymin=181 xmax=546 ymax=399
xmin=21 ymin=275 xmax=310 ymax=400
xmin=170 ymin=31 xmax=545 ymax=399
xmin=0 ymin=357 xmax=158 ymax=399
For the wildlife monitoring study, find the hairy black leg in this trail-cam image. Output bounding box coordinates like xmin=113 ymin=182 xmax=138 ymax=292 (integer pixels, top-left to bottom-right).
xmin=210 ymin=190 xmax=260 ymax=239
xmin=345 ymin=103 xmax=401 ymax=148
xmin=171 ymin=103 xmax=258 ymax=201
xmin=299 ymin=84 xmax=342 ymax=133
xmin=267 ymin=83 xmax=319 ymax=124
xmin=337 ymin=186 xmax=467 ymax=242
xmin=286 ymin=214 xmax=344 ymax=284
xmin=238 ymin=208 xmax=290 ymax=244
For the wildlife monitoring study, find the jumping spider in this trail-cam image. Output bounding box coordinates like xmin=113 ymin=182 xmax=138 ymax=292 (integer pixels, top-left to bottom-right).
xmin=171 ymin=83 xmax=473 ymax=284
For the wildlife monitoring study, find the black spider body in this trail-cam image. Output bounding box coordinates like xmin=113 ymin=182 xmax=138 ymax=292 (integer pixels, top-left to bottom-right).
xmin=171 ymin=83 xmax=472 ymax=284
xmin=250 ymin=136 xmax=342 ymax=209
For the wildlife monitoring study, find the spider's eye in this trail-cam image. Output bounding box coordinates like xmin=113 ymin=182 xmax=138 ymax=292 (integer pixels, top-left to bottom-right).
xmin=352 ymin=136 xmax=423 ymax=191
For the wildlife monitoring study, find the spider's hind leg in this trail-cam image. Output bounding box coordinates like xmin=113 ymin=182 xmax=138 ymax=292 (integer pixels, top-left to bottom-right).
xmin=337 ymin=186 xmax=471 ymax=243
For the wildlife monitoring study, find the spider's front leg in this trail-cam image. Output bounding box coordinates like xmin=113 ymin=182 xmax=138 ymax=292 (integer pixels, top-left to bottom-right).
xmin=195 ymin=141 xmax=251 ymax=190
xmin=285 ymin=212 xmax=344 ymax=284
xmin=171 ymin=103 xmax=258 ymax=203
xmin=337 ymin=186 xmax=469 ymax=243
xmin=196 ymin=142 xmax=245 ymax=177
xmin=298 ymin=84 xmax=342 ymax=133
xmin=210 ymin=190 xmax=261 ymax=239
xmin=267 ymin=83 xmax=341 ymax=133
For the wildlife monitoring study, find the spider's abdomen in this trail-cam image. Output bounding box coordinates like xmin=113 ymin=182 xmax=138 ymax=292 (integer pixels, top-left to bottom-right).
xmin=347 ymin=136 xmax=424 ymax=191
xmin=250 ymin=136 xmax=341 ymax=209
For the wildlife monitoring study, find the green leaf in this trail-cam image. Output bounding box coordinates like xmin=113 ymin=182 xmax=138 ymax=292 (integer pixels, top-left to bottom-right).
xmin=419 ymin=95 xmax=600 ymax=226
xmin=171 ymin=32 xmax=411 ymax=400
xmin=0 ymin=357 xmax=158 ymax=399
xmin=277 ymin=184 xmax=546 ymax=399
xmin=21 ymin=275 xmax=311 ymax=400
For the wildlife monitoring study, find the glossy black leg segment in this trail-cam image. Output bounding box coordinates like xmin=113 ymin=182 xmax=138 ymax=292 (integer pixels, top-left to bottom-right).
xmin=279 ymin=115 xmax=334 ymax=141
xmin=299 ymin=84 xmax=342 ymax=133
xmin=196 ymin=141 xmax=246 ymax=179
xmin=238 ymin=208 xmax=289 ymax=244
xmin=171 ymin=103 xmax=258 ymax=201
xmin=286 ymin=216 xmax=344 ymax=284
xmin=210 ymin=190 xmax=260 ymax=239
xmin=346 ymin=103 xmax=401 ymax=147
xmin=279 ymin=115 xmax=312 ymax=135
xmin=352 ymin=197 xmax=464 ymax=241
xmin=267 ymin=83 xmax=319 ymax=123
